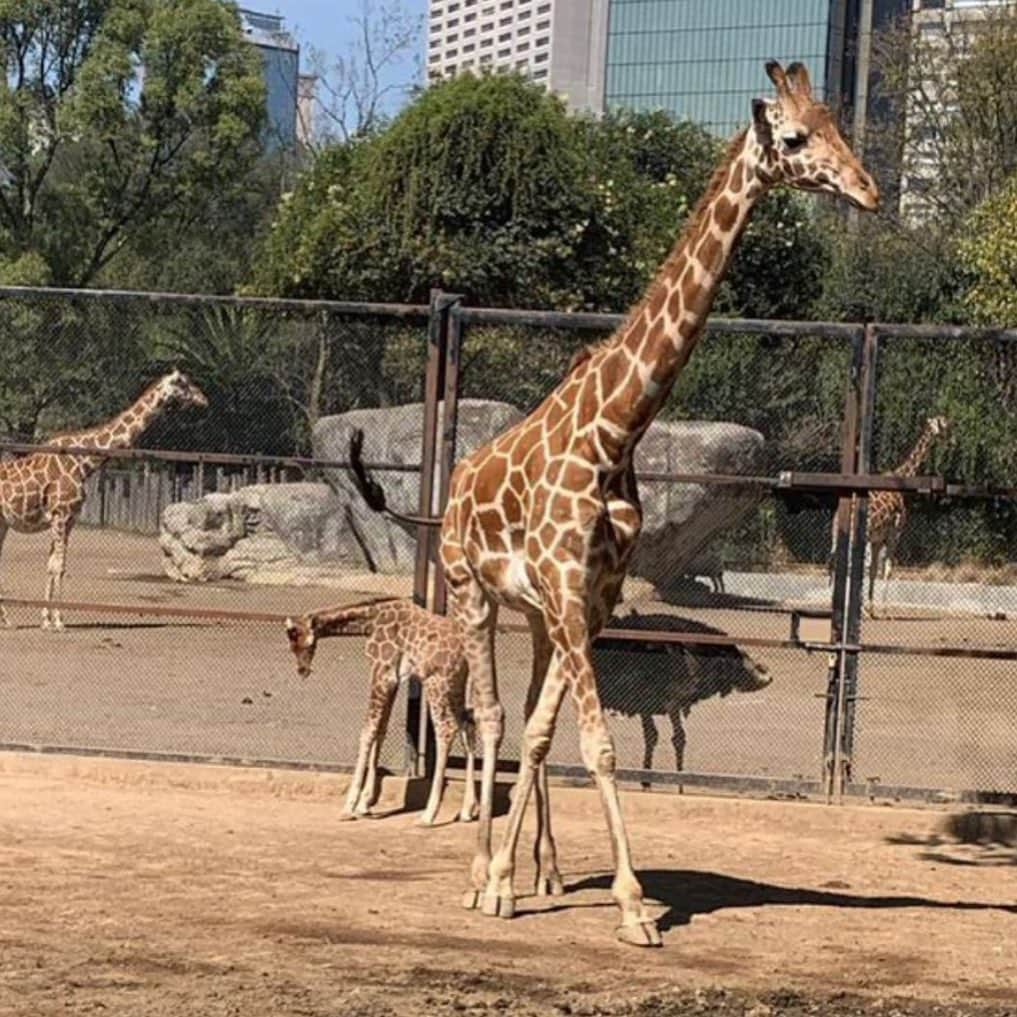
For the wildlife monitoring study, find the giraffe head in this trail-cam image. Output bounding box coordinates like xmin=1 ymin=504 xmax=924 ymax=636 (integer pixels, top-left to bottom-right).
xmin=284 ymin=615 xmax=318 ymax=677
xmin=926 ymin=414 xmax=950 ymax=439
xmin=751 ymin=60 xmax=879 ymax=212
xmin=154 ymin=369 xmax=209 ymax=410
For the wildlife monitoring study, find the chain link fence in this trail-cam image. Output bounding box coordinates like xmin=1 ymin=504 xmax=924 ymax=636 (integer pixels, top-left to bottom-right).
xmin=0 ymin=288 xmax=1015 ymax=803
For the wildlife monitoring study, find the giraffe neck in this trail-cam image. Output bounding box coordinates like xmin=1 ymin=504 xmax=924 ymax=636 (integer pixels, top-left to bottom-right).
xmin=50 ymin=382 xmax=169 ymax=453
xmin=311 ymin=600 xmax=395 ymax=638
xmin=587 ymin=128 xmax=770 ymax=458
xmin=894 ymin=427 xmax=938 ymax=477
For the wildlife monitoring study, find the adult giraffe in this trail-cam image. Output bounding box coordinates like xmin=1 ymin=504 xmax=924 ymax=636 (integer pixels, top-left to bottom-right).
xmin=0 ymin=370 xmax=207 ymax=630
xmin=353 ymin=61 xmax=879 ymax=946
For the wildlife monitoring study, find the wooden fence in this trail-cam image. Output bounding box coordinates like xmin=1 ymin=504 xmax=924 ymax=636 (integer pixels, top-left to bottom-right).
xmin=79 ymin=462 xmax=294 ymax=534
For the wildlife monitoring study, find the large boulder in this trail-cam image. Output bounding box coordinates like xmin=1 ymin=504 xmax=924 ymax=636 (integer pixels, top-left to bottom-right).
xmin=160 ymin=401 xmax=765 ymax=590
xmin=628 ymin=421 xmax=764 ymax=590
xmin=313 ymin=399 xmax=524 ymax=573
xmin=160 ymin=482 xmax=353 ymax=583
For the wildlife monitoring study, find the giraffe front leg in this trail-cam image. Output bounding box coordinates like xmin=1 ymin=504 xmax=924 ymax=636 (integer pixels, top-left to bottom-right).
xmin=525 ymin=617 xmax=563 ymax=898
xmin=343 ymin=665 xmax=396 ymax=820
xmin=42 ymin=514 xmax=73 ymax=632
xmin=444 ymin=562 xmax=501 ymax=911
xmin=482 ymin=663 xmax=567 ymax=919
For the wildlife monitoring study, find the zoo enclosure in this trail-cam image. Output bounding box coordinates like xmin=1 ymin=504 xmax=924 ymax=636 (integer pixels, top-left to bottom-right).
xmin=0 ymin=286 xmax=1013 ymax=803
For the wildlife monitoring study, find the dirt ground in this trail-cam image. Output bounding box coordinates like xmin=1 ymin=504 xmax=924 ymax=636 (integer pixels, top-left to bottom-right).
xmin=0 ymin=752 xmax=1015 ymax=1017
xmin=1 ymin=529 xmax=1015 ymax=793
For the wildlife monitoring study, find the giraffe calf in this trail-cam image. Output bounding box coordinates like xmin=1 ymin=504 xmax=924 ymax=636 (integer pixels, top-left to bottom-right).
xmin=284 ymin=598 xmax=478 ymax=826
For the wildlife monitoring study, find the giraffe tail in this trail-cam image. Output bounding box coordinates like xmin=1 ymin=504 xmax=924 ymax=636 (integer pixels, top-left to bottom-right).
xmin=348 ymin=428 xmax=442 ymax=528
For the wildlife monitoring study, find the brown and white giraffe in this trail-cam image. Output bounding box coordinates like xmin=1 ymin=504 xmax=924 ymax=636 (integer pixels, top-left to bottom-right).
xmin=284 ymin=597 xmax=478 ymax=825
xmin=863 ymin=415 xmax=949 ymax=614
xmin=351 ymin=61 xmax=879 ymax=946
xmin=0 ymin=370 xmax=208 ymax=630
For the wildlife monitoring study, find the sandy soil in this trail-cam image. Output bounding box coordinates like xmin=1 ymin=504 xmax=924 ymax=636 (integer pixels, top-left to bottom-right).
xmin=0 ymin=753 xmax=1014 ymax=1017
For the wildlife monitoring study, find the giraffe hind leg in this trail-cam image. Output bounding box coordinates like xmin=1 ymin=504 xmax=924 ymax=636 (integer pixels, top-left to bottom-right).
xmin=42 ymin=514 xmax=73 ymax=632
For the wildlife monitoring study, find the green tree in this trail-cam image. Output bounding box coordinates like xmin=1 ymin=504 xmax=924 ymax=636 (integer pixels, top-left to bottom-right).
xmin=0 ymin=0 xmax=265 ymax=286
xmin=0 ymin=0 xmax=266 ymax=440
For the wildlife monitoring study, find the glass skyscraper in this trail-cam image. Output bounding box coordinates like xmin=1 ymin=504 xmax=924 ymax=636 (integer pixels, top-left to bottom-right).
xmin=604 ymin=0 xmax=846 ymax=136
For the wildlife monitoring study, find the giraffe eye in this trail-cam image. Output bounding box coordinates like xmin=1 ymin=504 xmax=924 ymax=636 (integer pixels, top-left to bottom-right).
xmin=782 ymin=132 xmax=808 ymax=152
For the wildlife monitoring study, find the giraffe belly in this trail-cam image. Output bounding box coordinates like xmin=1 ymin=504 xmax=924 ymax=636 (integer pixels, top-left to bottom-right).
xmin=500 ymin=552 xmax=543 ymax=612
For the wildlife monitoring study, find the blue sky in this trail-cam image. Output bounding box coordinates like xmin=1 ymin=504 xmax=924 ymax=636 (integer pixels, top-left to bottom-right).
xmin=269 ymin=0 xmax=428 ymax=117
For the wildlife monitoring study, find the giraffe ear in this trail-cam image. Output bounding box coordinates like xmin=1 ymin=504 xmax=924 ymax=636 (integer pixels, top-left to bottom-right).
xmin=765 ymin=60 xmax=789 ymax=98
xmin=785 ymin=62 xmax=813 ymax=100
xmin=752 ymin=99 xmax=774 ymax=148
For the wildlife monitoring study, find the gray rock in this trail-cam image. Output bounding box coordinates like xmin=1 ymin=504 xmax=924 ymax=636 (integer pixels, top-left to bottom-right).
xmin=629 ymin=421 xmax=765 ymax=590
xmin=313 ymin=400 xmax=524 ymax=573
xmin=159 ymin=482 xmax=351 ymax=582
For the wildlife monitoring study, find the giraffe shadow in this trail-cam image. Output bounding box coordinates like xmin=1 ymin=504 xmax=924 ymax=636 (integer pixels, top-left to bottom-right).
xmin=537 ymin=869 xmax=1017 ymax=932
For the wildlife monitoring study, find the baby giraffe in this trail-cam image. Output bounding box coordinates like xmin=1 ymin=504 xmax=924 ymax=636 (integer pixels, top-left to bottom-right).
xmin=284 ymin=597 xmax=478 ymax=826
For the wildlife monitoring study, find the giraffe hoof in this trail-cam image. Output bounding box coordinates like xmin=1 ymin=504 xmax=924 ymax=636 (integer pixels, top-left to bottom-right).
xmin=615 ymin=918 xmax=662 ymax=948
xmin=534 ymin=874 xmax=565 ymax=897
xmin=481 ymin=893 xmax=515 ymax=919
xmin=461 ymin=889 xmax=482 ymax=910
xmin=337 ymin=810 xmax=358 ymax=822
xmin=416 ymin=813 xmax=437 ymax=827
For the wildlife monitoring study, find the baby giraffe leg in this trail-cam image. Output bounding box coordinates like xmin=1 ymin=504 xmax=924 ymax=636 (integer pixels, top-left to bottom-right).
xmin=458 ymin=711 xmax=479 ymax=822
xmin=343 ymin=664 xmax=396 ymax=820
xmin=354 ymin=669 xmax=398 ymax=815
xmin=418 ymin=688 xmax=457 ymax=826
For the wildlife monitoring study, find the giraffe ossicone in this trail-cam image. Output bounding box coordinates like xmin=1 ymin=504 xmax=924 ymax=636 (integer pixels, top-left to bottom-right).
xmin=284 ymin=597 xmax=478 ymax=825
xmin=0 ymin=370 xmax=208 ymax=631
xmin=349 ymin=59 xmax=879 ymax=947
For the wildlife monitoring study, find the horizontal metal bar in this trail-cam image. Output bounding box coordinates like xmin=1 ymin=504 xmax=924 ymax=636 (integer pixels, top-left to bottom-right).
xmin=857 ymin=640 xmax=1017 ymax=662
xmin=452 ymin=305 xmax=863 ymax=339
xmin=0 ymin=285 xmax=431 ymax=318
xmin=872 ymin=322 xmax=1017 ymax=343
xmin=638 ymin=470 xmax=776 ymax=486
xmin=777 ymin=471 xmax=945 ymax=494
xmin=0 ymin=742 xmax=355 ymax=775
xmin=0 ymin=440 xmax=421 ymax=474
xmin=2 ymin=597 xmax=287 ymax=624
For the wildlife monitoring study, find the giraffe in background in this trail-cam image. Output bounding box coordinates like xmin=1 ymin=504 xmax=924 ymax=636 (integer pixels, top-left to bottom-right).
xmin=864 ymin=415 xmax=949 ymax=614
xmin=284 ymin=597 xmax=478 ymax=826
xmin=352 ymin=61 xmax=879 ymax=945
xmin=0 ymin=370 xmax=207 ymax=630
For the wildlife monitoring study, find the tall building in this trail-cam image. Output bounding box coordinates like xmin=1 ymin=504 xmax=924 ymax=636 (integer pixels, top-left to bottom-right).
xmin=426 ymin=0 xmax=609 ymax=112
xmin=239 ymin=8 xmax=303 ymax=149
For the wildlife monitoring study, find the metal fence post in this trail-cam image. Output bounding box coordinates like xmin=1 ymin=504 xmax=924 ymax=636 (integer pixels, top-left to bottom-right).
xmin=433 ymin=297 xmax=464 ymax=617
xmin=823 ymin=326 xmax=865 ymax=798
xmin=836 ymin=323 xmax=878 ymax=796
xmin=405 ymin=290 xmax=457 ymax=777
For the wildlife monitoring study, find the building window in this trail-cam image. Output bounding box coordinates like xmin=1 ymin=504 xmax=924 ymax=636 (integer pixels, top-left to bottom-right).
xmin=535 ymin=35 xmax=549 ymax=48
xmin=534 ymin=50 xmax=548 ymax=62
xmin=536 ymin=19 xmax=549 ymax=31
xmin=447 ymin=16 xmax=459 ymax=25
xmin=498 ymin=46 xmax=511 ymax=57
xmin=516 ymin=58 xmax=528 ymax=68
xmin=499 ymin=15 xmax=512 ymax=24
xmin=481 ymin=36 xmax=492 ymax=46
xmin=447 ymin=32 xmax=459 ymax=41
xmin=536 ymin=2 xmax=550 ymax=12
xmin=463 ymin=42 xmax=476 ymax=52
xmin=480 ymin=53 xmax=493 ymax=64
xmin=518 ymin=24 xmax=530 ymax=35
xmin=446 ymin=47 xmax=458 ymax=56
xmin=532 ymin=67 xmax=547 ymax=80
xmin=429 ymin=52 xmax=440 ymax=62
xmin=500 ymin=0 xmax=513 ymax=8
xmin=464 ymin=11 xmax=476 ymax=21
xmin=429 ymin=37 xmax=440 ymax=48
xmin=464 ymin=26 xmax=476 ymax=36
xmin=498 ymin=31 xmax=511 ymax=40
xmin=482 ymin=21 xmax=493 ymax=31
xmin=516 ymin=39 xmax=529 ymax=51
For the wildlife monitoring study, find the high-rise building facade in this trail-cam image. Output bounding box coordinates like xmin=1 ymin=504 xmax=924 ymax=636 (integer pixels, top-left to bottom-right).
xmin=239 ymin=8 xmax=302 ymax=149
xmin=427 ymin=0 xmax=609 ymax=112
xmin=604 ymin=0 xmax=853 ymax=136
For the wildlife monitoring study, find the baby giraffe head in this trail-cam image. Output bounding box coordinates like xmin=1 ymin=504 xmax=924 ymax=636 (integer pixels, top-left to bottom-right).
xmin=156 ymin=369 xmax=209 ymax=410
xmin=751 ymin=60 xmax=879 ymax=213
xmin=284 ymin=615 xmax=318 ymax=677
